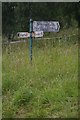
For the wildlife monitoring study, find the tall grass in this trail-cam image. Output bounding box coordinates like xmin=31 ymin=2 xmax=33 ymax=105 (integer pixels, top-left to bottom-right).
xmin=2 ymin=34 xmax=78 ymax=118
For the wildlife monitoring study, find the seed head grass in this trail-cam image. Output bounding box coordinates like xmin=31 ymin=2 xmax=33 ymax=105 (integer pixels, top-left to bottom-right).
xmin=2 ymin=34 xmax=78 ymax=118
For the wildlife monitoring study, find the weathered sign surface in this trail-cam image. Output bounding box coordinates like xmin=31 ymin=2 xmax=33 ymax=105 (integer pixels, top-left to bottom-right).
xmin=34 ymin=31 xmax=43 ymax=38
xmin=33 ymin=21 xmax=60 ymax=32
xmin=17 ymin=32 xmax=30 ymax=38
xmin=17 ymin=31 xmax=43 ymax=38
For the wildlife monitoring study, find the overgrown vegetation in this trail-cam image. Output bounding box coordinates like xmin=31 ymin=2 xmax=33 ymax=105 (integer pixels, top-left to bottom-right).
xmin=2 ymin=28 xmax=78 ymax=118
xmin=2 ymin=2 xmax=79 ymax=118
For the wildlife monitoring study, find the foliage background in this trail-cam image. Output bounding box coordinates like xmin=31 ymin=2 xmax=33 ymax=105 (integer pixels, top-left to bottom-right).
xmin=2 ymin=2 xmax=80 ymax=38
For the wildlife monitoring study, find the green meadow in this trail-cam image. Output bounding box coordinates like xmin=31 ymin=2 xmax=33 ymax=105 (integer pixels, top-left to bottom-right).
xmin=2 ymin=29 xmax=78 ymax=118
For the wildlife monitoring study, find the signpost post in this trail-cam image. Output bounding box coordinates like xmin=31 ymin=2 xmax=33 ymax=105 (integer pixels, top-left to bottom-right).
xmin=29 ymin=18 xmax=33 ymax=64
xmin=29 ymin=3 xmax=33 ymax=64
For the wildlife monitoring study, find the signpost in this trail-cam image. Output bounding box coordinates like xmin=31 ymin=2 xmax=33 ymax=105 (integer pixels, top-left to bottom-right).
xmin=17 ymin=20 xmax=60 ymax=64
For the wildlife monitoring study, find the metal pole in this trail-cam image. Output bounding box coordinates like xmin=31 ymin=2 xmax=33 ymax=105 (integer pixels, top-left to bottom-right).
xmin=29 ymin=3 xmax=33 ymax=64
xmin=29 ymin=18 xmax=33 ymax=64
